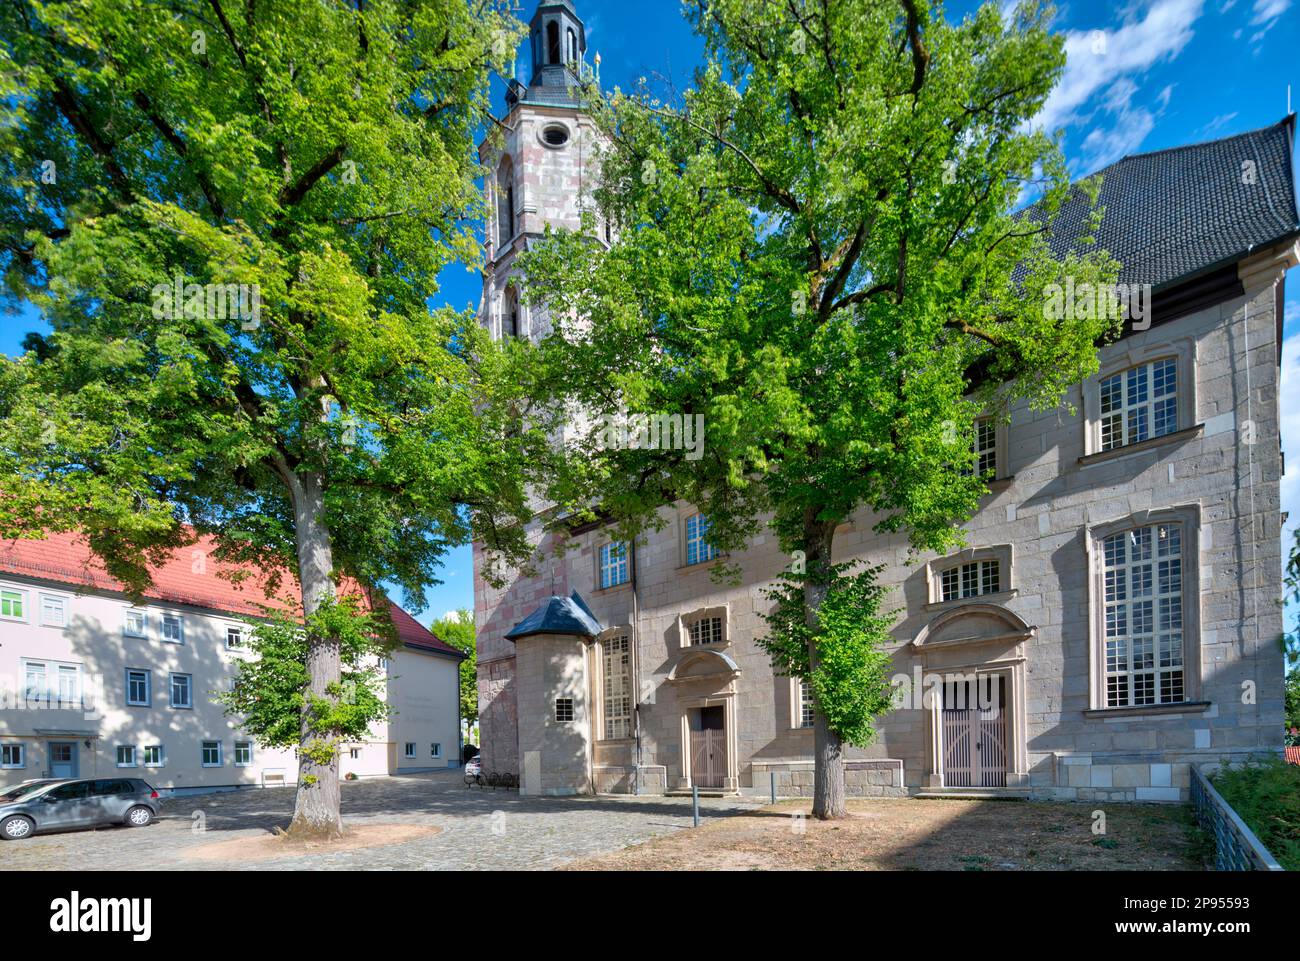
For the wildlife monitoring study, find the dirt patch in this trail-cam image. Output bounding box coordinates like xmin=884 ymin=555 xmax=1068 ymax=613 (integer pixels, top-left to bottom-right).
xmin=185 ymin=823 xmax=440 ymax=862
xmin=562 ymin=798 xmax=1203 ymax=871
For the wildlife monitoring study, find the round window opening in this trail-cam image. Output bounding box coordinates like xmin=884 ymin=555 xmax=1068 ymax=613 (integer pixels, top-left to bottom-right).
xmin=542 ymin=124 xmax=570 ymax=147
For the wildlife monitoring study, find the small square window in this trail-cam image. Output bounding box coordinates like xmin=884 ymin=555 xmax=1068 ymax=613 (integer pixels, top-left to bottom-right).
xmin=0 ymin=744 xmax=24 ymax=769
xmin=687 ymin=616 xmax=724 ymax=646
xmin=225 ymin=625 xmax=244 ymax=650
xmin=555 ymin=697 xmax=575 ymax=722
xmin=201 ymin=741 xmax=222 ymax=767
xmin=161 ymin=613 xmax=184 ymax=643
xmin=430 ymin=743 xmax=442 ymax=759
xmin=116 ymin=745 xmax=137 ymax=768
xmin=349 ymin=748 xmax=361 ymax=760
xmin=0 ymin=589 xmax=26 ymax=621
xmin=143 ymin=745 xmax=164 ymax=767
xmin=404 ymin=742 xmax=417 ymax=759
xmin=123 ymin=609 xmax=148 ymax=638
xmin=40 ymin=594 xmax=67 ymax=627
xmin=234 ymin=741 xmax=252 ymax=766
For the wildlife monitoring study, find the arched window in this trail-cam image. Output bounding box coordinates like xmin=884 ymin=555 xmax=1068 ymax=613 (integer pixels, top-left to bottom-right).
xmin=504 ymin=286 xmax=520 ymax=339
xmin=547 ymin=21 xmax=561 ymax=64
xmin=496 ymin=158 xmax=514 ymax=248
xmin=567 ymin=28 xmax=577 ymax=63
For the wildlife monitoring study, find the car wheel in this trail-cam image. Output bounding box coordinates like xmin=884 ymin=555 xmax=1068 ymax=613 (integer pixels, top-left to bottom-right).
xmin=1 ymin=815 xmax=35 ymax=840
xmin=125 ymin=806 xmax=153 ymax=828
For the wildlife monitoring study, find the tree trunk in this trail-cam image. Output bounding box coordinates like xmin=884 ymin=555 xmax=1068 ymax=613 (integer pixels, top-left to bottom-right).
xmin=803 ymin=515 xmax=846 ymax=820
xmin=287 ymin=469 xmax=343 ymax=838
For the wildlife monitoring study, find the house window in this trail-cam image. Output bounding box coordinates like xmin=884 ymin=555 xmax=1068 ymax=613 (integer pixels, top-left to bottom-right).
xmin=161 ymin=613 xmax=184 ymax=643
xmin=798 ymin=678 xmax=815 ymax=728
xmin=0 ymin=744 xmax=24 ymax=768
xmin=40 ymin=594 xmax=67 ymax=627
xmin=234 ymin=741 xmax=252 ymax=766
xmin=404 ymin=742 xmax=417 ymax=759
xmin=599 ymin=541 xmax=629 ymax=589
xmin=971 ymin=417 xmax=997 ymax=478
xmin=201 ymin=741 xmax=222 ymax=767
xmin=554 ymin=697 xmax=575 ymax=722
xmin=116 ymin=745 xmax=137 ymax=768
xmin=23 ymin=661 xmax=45 ymax=702
xmin=350 ymin=748 xmax=361 ymax=760
xmin=602 ymin=635 xmax=632 ymax=739
xmin=226 ymin=625 xmax=244 ymax=650
xmin=170 ymin=673 xmax=193 ymax=709
xmin=430 ymin=743 xmax=442 ymax=759
xmin=24 ymin=660 xmax=82 ymax=707
xmin=687 ymin=616 xmax=724 ymax=646
xmin=123 ymin=609 xmax=148 ymax=638
xmin=143 ymin=745 xmax=164 ymax=767
xmin=1099 ymin=358 xmax=1178 ymax=452
xmin=126 ymin=669 xmax=151 ymax=707
xmin=940 ymin=560 xmax=1001 ymax=601
xmin=57 ymin=665 xmax=78 ymax=705
xmin=685 ymin=513 xmax=719 ymax=565
xmin=1103 ymin=523 xmax=1185 ymax=707
xmin=0 ymin=588 xmax=25 ymax=620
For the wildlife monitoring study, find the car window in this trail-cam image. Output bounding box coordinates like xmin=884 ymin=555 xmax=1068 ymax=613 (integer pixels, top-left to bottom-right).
xmin=91 ymin=779 xmax=132 ymax=796
xmin=0 ymin=782 xmax=52 ymax=802
xmin=46 ymin=782 xmax=90 ymax=801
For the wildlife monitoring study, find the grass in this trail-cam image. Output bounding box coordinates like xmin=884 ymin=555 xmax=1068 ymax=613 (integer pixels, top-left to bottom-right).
xmin=1210 ymin=758 xmax=1300 ymax=870
xmin=561 ymin=797 xmax=1203 ymax=871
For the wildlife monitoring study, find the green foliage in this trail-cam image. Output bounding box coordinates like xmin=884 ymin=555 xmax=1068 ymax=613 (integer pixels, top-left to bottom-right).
xmin=760 ymin=564 xmax=897 ymax=746
xmin=431 ymin=609 xmax=478 ymax=727
xmin=1282 ymin=526 xmax=1300 ymax=671
xmin=218 ymin=596 xmax=392 ymax=751
xmin=1285 ymin=665 xmax=1300 ymax=744
xmin=1211 ymin=759 xmax=1300 ymax=871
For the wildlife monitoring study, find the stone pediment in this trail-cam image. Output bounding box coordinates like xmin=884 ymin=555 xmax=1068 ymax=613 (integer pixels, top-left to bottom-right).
xmin=667 ymin=648 xmax=741 ymax=683
xmin=911 ymin=603 xmax=1036 ymax=651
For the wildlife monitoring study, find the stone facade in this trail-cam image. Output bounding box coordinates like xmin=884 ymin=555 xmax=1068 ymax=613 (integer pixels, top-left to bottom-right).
xmin=474 ymin=2 xmax=1293 ymax=802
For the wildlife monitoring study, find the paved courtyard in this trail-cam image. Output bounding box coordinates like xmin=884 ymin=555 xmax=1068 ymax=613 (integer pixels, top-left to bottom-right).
xmin=0 ymin=771 xmax=760 ymax=871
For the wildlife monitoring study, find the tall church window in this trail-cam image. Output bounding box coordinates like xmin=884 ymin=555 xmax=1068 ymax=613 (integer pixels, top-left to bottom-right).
xmin=496 ymin=158 xmax=514 ymax=247
xmin=567 ymin=28 xmax=577 ymax=64
xmin=504 ymin=286 xmax=519 ymax=339
xmin=547 ymin=21 xmax=561 ymax=64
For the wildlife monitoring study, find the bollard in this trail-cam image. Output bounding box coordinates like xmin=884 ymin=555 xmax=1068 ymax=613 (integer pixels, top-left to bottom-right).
xmin=692 ymin=784 xmax=699 ymax=827
xmin=770 ymin=771 xmax=776 ymax=804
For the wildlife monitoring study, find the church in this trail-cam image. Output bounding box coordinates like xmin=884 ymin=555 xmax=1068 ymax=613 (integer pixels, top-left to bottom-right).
xmin=473 ymin=0 xmax=1295 ymax=800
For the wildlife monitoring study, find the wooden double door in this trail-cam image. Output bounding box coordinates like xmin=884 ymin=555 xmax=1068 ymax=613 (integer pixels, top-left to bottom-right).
xmin=689 ymin=706 xmax=727 ymax=788
xmin=941 ymin=676 xmax=1008 ymax=788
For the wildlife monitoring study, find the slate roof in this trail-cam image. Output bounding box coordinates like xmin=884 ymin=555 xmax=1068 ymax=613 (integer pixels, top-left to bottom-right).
xmin=504 ymin=590 xmax=604 ymax=640
xmin=1035 ymin=115 xmax=1299 ymax=289
xmin=0 ymin=530 xmax=461 ymax=658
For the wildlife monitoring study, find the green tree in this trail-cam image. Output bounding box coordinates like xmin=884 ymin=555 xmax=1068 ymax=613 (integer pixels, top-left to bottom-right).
xmin=431 ymin=608 xmax=478 ymax=739
xmin=0 ymin=0 xmax=551 ymax=836
xmin=521 ymin=0 xmax=1122 ymax=818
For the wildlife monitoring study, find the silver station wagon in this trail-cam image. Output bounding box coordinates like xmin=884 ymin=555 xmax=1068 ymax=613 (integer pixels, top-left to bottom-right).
xmin=0 ymin=777 xmax=163 ymax=840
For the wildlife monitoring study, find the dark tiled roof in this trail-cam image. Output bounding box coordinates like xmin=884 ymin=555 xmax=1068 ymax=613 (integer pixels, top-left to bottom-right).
xmin=1038 ymin=115 xmax=1298 ymax=289
xmin=504 ymin=590 xmax=604 ymax=640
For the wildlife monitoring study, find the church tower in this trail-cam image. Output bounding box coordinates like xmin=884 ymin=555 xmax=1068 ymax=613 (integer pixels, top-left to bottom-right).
xmin=478 ymin=0 xmax=604 ymax=344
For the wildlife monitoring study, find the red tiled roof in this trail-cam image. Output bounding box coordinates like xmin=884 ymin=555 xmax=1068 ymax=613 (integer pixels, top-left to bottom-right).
xmin=0 ymin=531 xmax=461 ymax=658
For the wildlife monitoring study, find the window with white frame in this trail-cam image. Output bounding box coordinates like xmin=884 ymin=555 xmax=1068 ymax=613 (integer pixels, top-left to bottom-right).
xmin=430 ymin=743 xmax=442 ymax=759
xmin=143 ymin=745 xmax=164 ymax=767
xmin=126 ymin=669 xmax=151 ymax=707
xmin=116 ymin=745 xmax=137 ymax=768
xmin=797 ymin=678 xmax=815 ymax=728
xmin=599 ymin=541 xmax=630 ymax=589
xmin=1 ymin=744 xmax=24 ymax=768
xmin=349 ymin=748 xmax=361 ymax=760
xmin=22 ymin=659 xmax=82 ymax=707
xmin=685 ymin=513 xmax=719 ymax=565
xmin=161 ymin=613 xmax=184 ymax=643
xmin=686 ymin=615 xmax=724 ymax=646
xmin=1102 ymin=522 xmax=1185 ymax=707
xmin=225 ymin=625 xmax=244 ymax=650
xmin=39 ymin=594 xmax=67 ymax=627
xmin=201 ymin=741 xmax=222 ymax=767
xmin=940 ymin=560 xmax=1001 ymax=602
xmin=169 ymin=672 xmax=192 ymax=709
xmin=234 ymin=741 xmax=252 ymax=766
xmin=404 ymin=742 xmax=416 ymax=759
xmin=22 ymin=661 xmax=45 ymax=702
xmin=123 ymin=609 xmax=148 ymax=638
xmin=1099 ymin=358 xmax=1178 ymax=452
xmin=554 ymin=697 xmax=575 ymax=722
xmin=602 ymin=635 xmax=632 ymax=739
xmin=972 ymin=417 xmax=997 ymax=478
xmin=0 ymin=588 xmax=25 ymax=621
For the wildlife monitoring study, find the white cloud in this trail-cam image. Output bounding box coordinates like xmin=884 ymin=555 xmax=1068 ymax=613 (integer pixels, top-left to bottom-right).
xmin=1197 ymin=111 xmax=1240 ymax=136
xmin=1250 ymin=0 xmax=1292 ymax=22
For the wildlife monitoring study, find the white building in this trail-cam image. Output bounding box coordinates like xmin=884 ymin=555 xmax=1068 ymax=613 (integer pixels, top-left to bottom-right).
xmin=0 ymin=532 xmax=463 ymax=794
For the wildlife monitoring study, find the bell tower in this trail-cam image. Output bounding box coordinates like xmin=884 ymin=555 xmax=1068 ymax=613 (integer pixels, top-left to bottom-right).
xmin=478 ymin=0 xmax=603 ymax=344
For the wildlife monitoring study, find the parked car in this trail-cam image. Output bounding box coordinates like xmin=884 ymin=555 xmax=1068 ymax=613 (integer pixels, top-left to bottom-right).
xmin=0 ymin=777 xmax=162 ymax=841
xmin=464 ymin=755 xmax=482 ymax=777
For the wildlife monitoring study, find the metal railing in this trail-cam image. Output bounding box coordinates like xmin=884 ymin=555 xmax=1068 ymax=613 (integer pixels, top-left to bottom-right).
xmin=1189 ymin=766 xmax=1284 ymax=871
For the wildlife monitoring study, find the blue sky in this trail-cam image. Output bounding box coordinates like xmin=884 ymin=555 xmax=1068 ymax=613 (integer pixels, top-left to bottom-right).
xmin=3 ymin=0 xmax=1297 ymax=627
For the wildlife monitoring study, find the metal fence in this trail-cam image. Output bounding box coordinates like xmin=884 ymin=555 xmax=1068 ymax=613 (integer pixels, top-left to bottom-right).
xmin=1189 ymin=766 xmax=1284 ymax=871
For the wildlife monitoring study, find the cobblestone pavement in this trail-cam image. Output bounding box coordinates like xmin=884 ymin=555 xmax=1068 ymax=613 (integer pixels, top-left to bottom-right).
xmin=0 ymin=771 xmax=761 ymax=871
